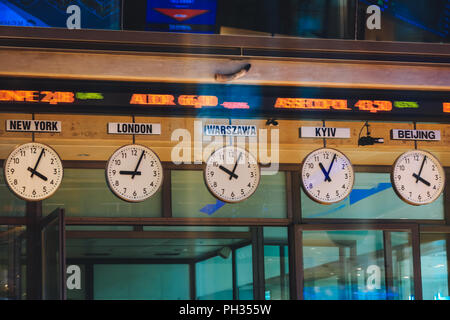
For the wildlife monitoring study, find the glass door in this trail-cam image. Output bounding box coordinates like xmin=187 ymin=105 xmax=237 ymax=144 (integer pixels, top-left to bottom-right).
xmin=41 ymin=208 xmax=66 ymax=300
xmin=298 ymin=226 xmax=418 ymax=300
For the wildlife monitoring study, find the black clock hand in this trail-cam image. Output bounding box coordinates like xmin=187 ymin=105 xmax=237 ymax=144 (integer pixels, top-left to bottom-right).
xmin=319 ymin=162 xmax=331 ymax=182
xmin=219 ymin=165 xmax=238 ymax=180
xmin=27 ymin=167 xmax=48 ymax=181
xmin=229 ymin=152 xmax=243 ymax=180
xmin=414 ymin=155 xmax=427 ymax=183
xmin=326 ymin=154 xmax=337 ymax=178
xmin=132 ymin=150 xmax=145 ymax=179
xmin=120 ymin=171 xmax=142 ymax=176
xmin=412 ymin=173 xmax=431 ymax=186
xmin=30 ymin=148 xmax=45 ymax=178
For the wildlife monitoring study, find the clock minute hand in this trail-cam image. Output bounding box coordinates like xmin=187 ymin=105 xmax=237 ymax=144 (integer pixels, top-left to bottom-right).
xmin=30 ymin=148 xmax=45 ymax=178
xmin=414 ymin=155 xmax=427 ymax=183
xmin=132 ymin=150 xmax=145 ymax=179
xmin=230 ymin=152 xmax=243 ymax=180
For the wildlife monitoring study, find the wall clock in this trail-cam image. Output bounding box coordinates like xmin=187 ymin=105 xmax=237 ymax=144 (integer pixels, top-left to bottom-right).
xmin=391 ymin=150 xmax=445 ymax=205
xmin=3 ymin=142 xmax=63 ymax=201
xmin=106 ymin=144 xmax=163 ymax=202
xmin=204 ymin=146 xmax=260 ymax=203
xmin=301 ymin=148 xmax=355 ymax=204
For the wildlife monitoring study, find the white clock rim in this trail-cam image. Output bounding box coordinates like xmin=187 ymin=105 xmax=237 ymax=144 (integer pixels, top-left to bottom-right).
xmin=3 ymin=142 xmax=64 ymax=202
xmin=105 ymin=143 xmax=164 ymax=203
xmin=203 ymin=145 xmax=261 ymax=204
xmin=300 ymin=147 xmax=355 ymax=205
xmin=390 ymin=149 xmax=445 ymax=206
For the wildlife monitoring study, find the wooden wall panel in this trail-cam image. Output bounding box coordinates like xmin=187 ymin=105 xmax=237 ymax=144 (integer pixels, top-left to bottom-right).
xmin=0 ymin=113 xmax=449 ymax=167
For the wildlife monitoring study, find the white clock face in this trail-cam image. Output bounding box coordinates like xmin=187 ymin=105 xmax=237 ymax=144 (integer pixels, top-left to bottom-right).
xmin=301 ymin=148 xmax=354 ymax=204
xmin=3 ymin=142 xmax=63 ymax=201
xmin=391 ymin=150 xmax=445 ymax=206
xmin=204 ymin=146 xmax=260 ymax=203
xmin=106 ymin=144 xmax=163 ymax=202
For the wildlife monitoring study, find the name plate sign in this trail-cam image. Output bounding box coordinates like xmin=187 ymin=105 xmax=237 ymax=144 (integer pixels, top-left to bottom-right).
xmin=300 ymin=127 xmax=350 ymax=138
xmin=108 ymin=122 xmax=161 ymax=135
xmin=203 ymin=124 xmax=257 ymax=137
xmin=6 ymin=120 xmax=61 ymax=132
xmin=391 ymin=129 xmax=440 ymax=141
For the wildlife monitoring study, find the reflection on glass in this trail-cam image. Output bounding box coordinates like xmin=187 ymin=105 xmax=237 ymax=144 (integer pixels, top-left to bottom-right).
xmin=219 ymin=0 xmax=356 ymax=39
xmin=0 ymin=225 xmax=26 ymax=300
xmin=390 ymin=232 xmax=414 ymax=300
xmin=421 ymin=233 xmax=449 ymax=300
xmin=43 ymin=169 xmax=162 ymax=218
xmin=263 ymin=227 xmax=289 ymax=300
xmin=301 ymin=173 xmax=444 ymax=220
xmin=0 ymin=172 xmax=26 ymax=217
xmin=357 ymin=0 xmax=450 ymax=43
xmin=303 ymin=230 xmax=415 ymax=300
xmin=172 ymin=170 xmax=286 ymax=218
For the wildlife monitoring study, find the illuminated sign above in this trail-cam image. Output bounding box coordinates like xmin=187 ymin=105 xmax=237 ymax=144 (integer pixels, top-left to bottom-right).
xmin=0 ymin=79 xmax=448 ymax=122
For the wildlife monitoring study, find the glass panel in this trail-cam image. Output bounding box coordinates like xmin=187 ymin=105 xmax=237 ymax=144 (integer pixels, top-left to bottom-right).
xmin=303 ymin=230 xmax=416 ymax=300
xmin=65 ymin=225 xmax=252 ymax=300
xmin=94 ymin=264 xmax=189 ymax=300
xmin=43 ymin=169 xmax=162 ymax=218
xmin=303 ymin=230 xmax=387 ymax=300
xmin=389 ymin=232 xmax=414 ymax=300
xmin=421 ymin=233 xmax=449 ymax=300
xmin=357 ymin=0 xmax=450 ymax=43
xmin=196 ymin=255 xmax=232 ymax=300
xmin=0 ymin=225 xmax=26 ymax=300
xmin=236 ymin=245 xmax=253 ymax=300
xmin=0 ymin=171 xmax=26 ymax=217
xmin=172 ymin=170 xmax=287 ymax=218
xmin=263 ymin=227 xmax=289 ymax=300
xmin=0 ymin=0 xmax=121 ymax=30
xmin=41 ymin=212 xmax=64 ymax=300
xmin=301 ymin=172 xmax=444 ymax=220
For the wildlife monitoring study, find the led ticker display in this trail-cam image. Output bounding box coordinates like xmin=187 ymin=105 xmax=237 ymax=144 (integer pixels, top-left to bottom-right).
xmin=0 ymin=90 xmax=75 ymax=105
xmin=0 ymin=79 xmax=448 ymax=122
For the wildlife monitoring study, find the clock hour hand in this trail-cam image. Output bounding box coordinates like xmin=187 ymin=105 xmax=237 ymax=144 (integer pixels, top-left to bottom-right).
xmin=27 ymin=167 xmax=48 ymax=181
xmin=119 ymin=171 xmax=142 ymax=176
xmin=219 ymin=165 xmax=238 ymax=180
xmin=319 ymin=162 xmax=331 ymax=182
xmin=412 ymin=173 xmax=431 ymax=186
